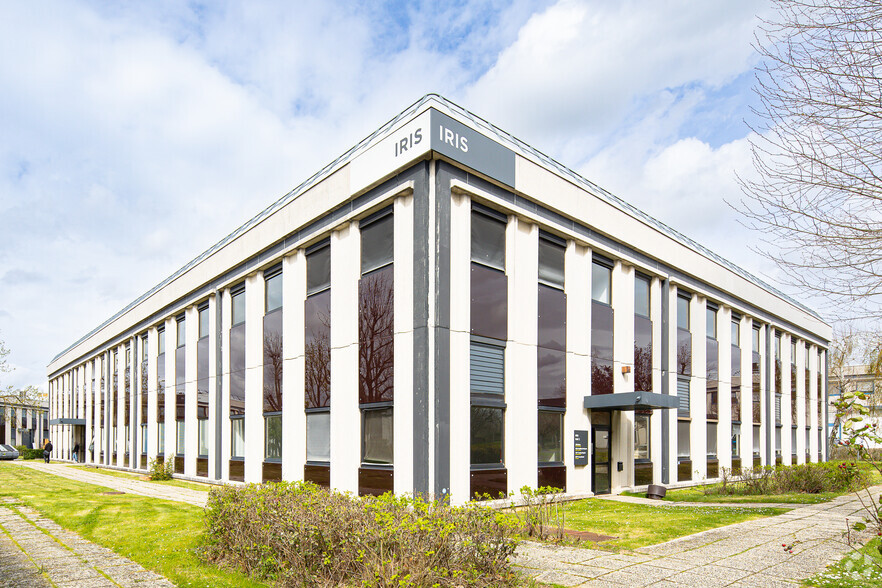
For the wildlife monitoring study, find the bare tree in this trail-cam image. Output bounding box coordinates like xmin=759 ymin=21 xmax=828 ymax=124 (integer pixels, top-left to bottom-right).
xmin=0 ymin=330 xmax=45 ymax=428
xmin=738 ymin=0 xmax=882 ymax=317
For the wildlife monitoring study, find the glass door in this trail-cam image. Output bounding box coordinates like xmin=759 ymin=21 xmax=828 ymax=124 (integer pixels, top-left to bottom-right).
xmin=592 ymin=426 xmax=611 ymax=494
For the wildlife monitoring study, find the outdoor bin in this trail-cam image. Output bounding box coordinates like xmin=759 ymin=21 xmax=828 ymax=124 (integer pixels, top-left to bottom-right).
xmin=646 ymin=484 xmax=666 ymax=500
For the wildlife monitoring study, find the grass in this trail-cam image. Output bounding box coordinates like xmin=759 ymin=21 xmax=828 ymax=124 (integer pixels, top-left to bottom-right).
xmin=0 ymin=462 xmax=266 ymax=587
xmin=562 ymin=499 xmax=789 ymax=550
xmin=70 ymin=464 xmax=213 ymax=492
xmin=806 ymin=538 xmax=882 ymax=587
xmin=623 ymin=486 xmax=837 ymax=504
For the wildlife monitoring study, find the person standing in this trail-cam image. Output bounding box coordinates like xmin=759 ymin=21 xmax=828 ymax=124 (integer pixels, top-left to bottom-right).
xmin=43 ymin=440 xmax=53 ymax=463
xmin=72 ymin=442 xmax=80 ymax=463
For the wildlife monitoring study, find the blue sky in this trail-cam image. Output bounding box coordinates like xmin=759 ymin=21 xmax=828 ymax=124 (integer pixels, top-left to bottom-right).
xmin=0 ymin=0 xmax=792 ymax=391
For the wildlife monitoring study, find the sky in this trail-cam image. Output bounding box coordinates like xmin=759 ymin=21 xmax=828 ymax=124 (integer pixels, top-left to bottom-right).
xmin=0 ymin=0 xmax=804 ymax=391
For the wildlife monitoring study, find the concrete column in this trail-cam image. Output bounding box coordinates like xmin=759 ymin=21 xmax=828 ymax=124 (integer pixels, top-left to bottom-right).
xmin=245 ymin=272 xmax=265 ymax=483
xmin=691 ymin=294 xmax=707 ymax=481
xmin=808 ymin=343 xmax=818 ymax=460
xmin=565 ymin=242 xmax=591 ymax=494
xmin=164 ymin=318 xmax=176 ymax=464
xmin=781 ymin=333 xmax=793 ymax=465
xmin=449 ymin=193 xmax=471 ymax=504
xmin=717 ymin=307 xmax=732 ymax=475
xmin=330 ymin=222 xmax=360 ymax=494
xmin=117 ymin=343 xmax=126 ymax=467
xmin=220 ymin=288 xmax=232 ymax=480
xmin=650 ymin=276 xmax=663 ymax=485
xmin=504 ymin=216 xmax=538 ymax=495
xmin=129 ymin=337 xmax=138 ymax=464
xmin=666 ymin=282 xmax=679 ymax=485
xmin=85 ymin=360 xmax=93 ymax=463
xmin=795 ymin=339 xmax=806 ymax=462
xmin=820 ymin=349 xmax=828 ymax=461
xmin=185 ymin=305 xmax=198 ymax=476
xmin=207 ymin=293 xmax=219 ymax=480
xmin=739 ymin=316 xmax=753 ymax=467
xmin=283 ymin=251 xmax=306 ymax=482
xmin=611 ymin=262 xmax=635 ymax=491
xmin=147 ymin=326 xmax=158 ymax=465
xmin=393 ymin=195 xmax=415 ymax=494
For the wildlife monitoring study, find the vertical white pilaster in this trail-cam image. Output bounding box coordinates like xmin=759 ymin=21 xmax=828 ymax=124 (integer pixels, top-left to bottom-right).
xmin=116 ymin=343 xmax=126 ymax=467
xmin=245 ymin=272 xmax=265 ymax=483
xmin=796 ymin=339 xmax=806 ymax=462
xmin=649 ymin=276 xmax=663 ymax=484
xmin=565 ymin=242 xmax=591 ymax=494
xmin=505 ymin=216 xmax=538 ymax=495
xmin=691 ymin=295 xmax=707 ymax=481
xmin=330 ymin=222 xmax=360 ymax=494
xmin=782 ymin=333 xmax=793 ymax=465
xmin=739 ymin=316 xmax=753 ymax=466
xmin=207 ymin=293 xmax=219 ymax=479
xmin=164 ymin=318 xmax=176 ymax=464
xmin=283 ymin=252 xmax=306 ymax=481
xmin=185 ymin=305 xmax=198 ymax=477
xmin=449 ymin=193 xmax=471 ymax=504
xmin=393 ymin=195 xmax=415 ymax=495
xmin=147 ymin=327 xmax=158 ymax=465
xmin=221 ymin=289 xmax=232 ymax=480
xmin=667 ymin=283 xmax=680 ymax=482
xmin=85 ymin=361 xmax=93 ymax=463
xmin=611 ymin=262 xmax=634 ymax=490
xmin=717 ymin=307 xmax=732 ymax=474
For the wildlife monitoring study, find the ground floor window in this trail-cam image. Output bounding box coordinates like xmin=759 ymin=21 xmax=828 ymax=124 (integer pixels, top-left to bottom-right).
xmin=198 ymin=419 xmax=209 ymax=457
xmin=775 ymin=426 xmax=782 ymax=456
xmin=157 ymin=422 xmax=165 ymax=454
xmin=306 ymin=411 xmax=330 ymax=462
xmin=538 ymin=410 xmax=563 ymax=463
xmin=753 ymin=425 xmax=760 ymax=456
xmin=677 ymin=420 xmax=690 ymax=458
xmin=141 ymin=424 xmax=147 ymax=454
xmin=176 ymin=421 xmax=185 ymax=455
xmin=634 ymin=413 xmax=650 ymax=461
xmin=265 ymin=414 xmax=282 ymax=460
xmin=731 ymin=424 xmax=741 ymax=457
xmin=707 ymin=422 xmax=717 ymax=457
xmin=471 ymin=406 xmax=504 ymax=466
xmin=362 ymin=407 xmax=393 ymax=465
xmin=112 ymin=426 xmax=117 ymax=452
xmin=231 ymin=418 xmax=244 ymax=457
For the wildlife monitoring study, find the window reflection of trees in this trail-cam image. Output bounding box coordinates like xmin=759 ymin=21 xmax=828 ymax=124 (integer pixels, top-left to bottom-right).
xmin=359 ymin=268 xmax=394 ymax=404
xmin=305 ymin=292 xmax=331 ymax=409
xmin=263 ymin=329 xmax=283 ymax=412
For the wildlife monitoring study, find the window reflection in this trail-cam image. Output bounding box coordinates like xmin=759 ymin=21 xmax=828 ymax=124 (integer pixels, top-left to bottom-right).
xmin=359 ymin=266 xmax=394 ymax=404
xmin=471 ymin=263 xmax=508 ymax=341
xmin=471 ymin=406 xmax=503 ymax=465
xmin=591 ymin=300 xmax=614 ymax=395
xmin=732 ymin=345 xmax=741 ymax=422
xmin=538 ymin=348 xmax=566 ymax=407
xmin=263 ymin=308 xmax=283 ymax=412
xmin=305 ymin=291 xmax=331 ymax=409
xmin=634 ymin=315 xmax=652 ymax=392
xmin=230 ymin=322 xmax=246 ymax=416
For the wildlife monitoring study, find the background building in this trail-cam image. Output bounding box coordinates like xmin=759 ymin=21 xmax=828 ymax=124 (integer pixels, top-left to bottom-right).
xmin=828 ymin=364 xmax=881 ymax=449
xmin=1 ymin=400 xmax=49 ymax=449
xmin=48 ymin=95 xmax=831 ymax=501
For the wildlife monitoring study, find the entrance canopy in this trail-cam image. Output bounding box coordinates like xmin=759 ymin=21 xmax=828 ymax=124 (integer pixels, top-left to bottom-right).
xmin=49 ymin=418 xmax=85 ymax=425
xmin=583 ymin=392 xmax=678 ymax=411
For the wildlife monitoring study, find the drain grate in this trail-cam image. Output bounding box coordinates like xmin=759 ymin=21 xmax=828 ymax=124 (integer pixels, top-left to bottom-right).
xmin=102 ymin=491 xmax=125 ymax=495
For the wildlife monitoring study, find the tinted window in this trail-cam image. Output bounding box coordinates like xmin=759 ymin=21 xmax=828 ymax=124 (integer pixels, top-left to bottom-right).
xmin=359 ymin=266 xmax=394 ymax=404
xmin=706 ymin=307 xmax=717 ymax=339
xmin=591 ymin=262 xmax=611 ymax=304
xmin=634 ymin=275 xmax=650 ymax=318
xmin=677 ymin=295 xmax=690 ymax=330
xmin=362 ymin=408 xmax=393 ymax=464
xmin=471 ymin=263 xmax=508 ymax=341
xmin=266 ymin=271 xmax=283 ymax=312
xmin=306 ymin=244 xmax=330 ymax=294
xmin=538 ymin=238 xmax=565 ymax=288
xmin=263 ymin=308 xmax=283 ymax=412
xmin=177 ymin=319 xmax=185 ymax=348
xmin=361 ymin=214 xmax=394 ymax=273
xmin=198 ymin=306 xmax=209 ymax=339
xmin=471 ymin=211 xmax=506 ymax=269
xmin=538 ymin=411 xmax=563 ymax=463
xmin=305 ymin=290 xmax=331 ymax=409
xmin=470 ymin=406 xmax=503 ymax=465
xmin=231 ymin=290 xmax=245 ymax=325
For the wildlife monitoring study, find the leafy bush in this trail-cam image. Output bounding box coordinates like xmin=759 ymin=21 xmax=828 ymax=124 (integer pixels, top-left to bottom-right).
xmin=201 ymin=481 xmax=521 ymax=587
xmin=14 ymin=446 xmax=44 ymax=460
xmin=509 ymin=486 xmax=565 ymax=541
xmin=148 ymin=458 xmax=174 ymax=481
xmin=709 ymin=462 xmax=870 ymax=497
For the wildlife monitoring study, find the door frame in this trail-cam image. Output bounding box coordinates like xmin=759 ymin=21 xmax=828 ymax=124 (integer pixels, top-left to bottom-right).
xmin=592 ymin=424 xmax=612 ymax=495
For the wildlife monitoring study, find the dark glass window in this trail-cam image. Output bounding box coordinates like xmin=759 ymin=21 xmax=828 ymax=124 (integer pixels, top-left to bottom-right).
xmin=175 ymin=342 xmax=185 ymax=421
xmin=731 ymin=319 xmax=740 ymax=347
xmin=140 ymin=337 xmax=148 ymax=427
xmin=156 ymin=343 xmax=165 ymax=423
xmin=591 ymin=301 xmax=614 ymax=395
xmin=634 ymin=314 xmax=652 ymax=392
xmin=538 ymin=410 xmax=563 ymax=463
xmin=231 ymin=289 xmax=245 ymax=326
xmin=263 ymin=305 xmax=283 ymax=412
xmin=706 ymin=307 xmax=717 ymax=339
xmin=158 ymin=329 xmax=165 ymax=355
xmin=537 ymin=284 xmax=565 ymax=351
xmin=359 ymin=266 xmax=394 ymax=404
xmin=774 ymin=333 xmax=782 ymax=394
xmin=306 ymin=243 xmax=330 ymax=294
xmin=791 ymin=340 xmax=798 ymax=424
xmin=265 ymin=414 xmax=282 ymax=460
xmin=471 ymin=211 xmax=506 ymax=270
xmin=176 ymin=318 xmax=185 ymax=348
xmin=634 ymin=413 xmax=650 ymax=460
xmin=538 ymin=237 xmax=565 ymax=288
xmin=538 ymin=348 xmax=566 ymax=407
xmin=471 ymin=406 xmax=503 ymax=465
xmin=591 ymin=261 xmax=611 ymax=304
xmin=362 ymin=407 xmax=393 ymax=465
xmin=198 ymin=306 xmax=209 ymax=339
xmin=305 ymin=290 xmax=331 ymax=409
xmin=752 ymin=346 xmax=762 ymax=423
xmin=634 ymin=275 xmax=650 ymax=318
xmin=707 ymin=336 xmax=719 ymax=420
xmin=471 ymin=263 xmax=508 ymax=341
xmin=265 ymin=271 xmax=283 ymax=313
xmin=732 ymin=344 xmax=742 ymax=422
xmin=361 ymin=214 xmax=394 ymax=273
xmin=752 ymin=326 xmax=760 ymax=353
xmin=230 ymin=320 xmax=246 ymax=416
xmin=197 ymin=326 xmax=209 ymax=420
xmin=677 ymin=294 xmax=690 ymax=330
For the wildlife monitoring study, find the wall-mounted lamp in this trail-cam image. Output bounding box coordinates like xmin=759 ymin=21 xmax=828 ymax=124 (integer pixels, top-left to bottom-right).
xmin=621 ymin=366 xmax=631 ymax=374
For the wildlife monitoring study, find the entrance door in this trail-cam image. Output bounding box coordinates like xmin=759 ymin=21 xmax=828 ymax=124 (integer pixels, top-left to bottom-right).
xmin=592 ymin=426 xmax=611 ymax=495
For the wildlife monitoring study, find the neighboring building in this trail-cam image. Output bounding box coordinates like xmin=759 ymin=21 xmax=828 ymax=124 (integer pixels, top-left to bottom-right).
xmin=47 ymin=95 xmax=831 ymax=501
xmin=0 ymin=400 xmax=49 ymax=449
xmin=828 ymin=364 xmax=881 ymax=449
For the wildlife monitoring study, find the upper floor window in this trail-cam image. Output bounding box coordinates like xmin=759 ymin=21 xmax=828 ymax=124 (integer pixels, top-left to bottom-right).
xmin=591 ymin=260 xmax=611 ymax=304
xmin=306 ymin=242 xmax=331 ymax=294
xmin=791 ymin=341 xmax=797 ymax=367
xmin=361 ymin=213 xmax=394 ymax=273
xmin=538 ymin=235 xmax=565 ymax=289
xmin=706 ymin=306 xmax=717 ymax=339
xmin=157 ymin=328 xmax=165 ymax=355
xmin=231 ymin=288 xmax=246 ymax=325
xmin=677 ymin=294 xmax=690 ymax=330
xmin=198 ymin=306 xmax=209 ymax=339
xmin=731 ymin=317 xmax=740 ymax=347
xmin=471 ymin=208 xmax=506 ymax=270
xmin=634 ymin=275 xmax=650 ymax=318
xmin=752 ymin=326 xmax=760 ymax=353
xmin=265 ymin=269 xmax=283 ymax=312
xmin=176 ymin=317 xmax=186 ymax=348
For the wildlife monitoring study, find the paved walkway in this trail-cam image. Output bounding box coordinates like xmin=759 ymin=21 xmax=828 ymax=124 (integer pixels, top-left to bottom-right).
xmin=7 ymin=462 xmax=881 ymax=587
xmin=0 ymin=497 xmax=174 ymax=587
xmin=18 ymin=462 xmax=209 ymax=507
xmin=517 ymin=486 xmax=882 ymax=586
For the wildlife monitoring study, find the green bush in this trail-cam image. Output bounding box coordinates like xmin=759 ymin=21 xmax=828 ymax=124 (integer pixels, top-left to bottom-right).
xmin=148 ymin=458 xmax=174 ymax=481
xmin=711 ymin=461 xmax=870 ymax=496
xmin=14 ymin=447 xmax=44 ymax=460
xmin=201 ymin=481 xmax=521 ymax=587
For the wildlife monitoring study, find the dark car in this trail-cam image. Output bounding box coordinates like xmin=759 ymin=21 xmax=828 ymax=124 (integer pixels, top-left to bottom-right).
xmin=0 ymin=444 xmax=19 ymax=460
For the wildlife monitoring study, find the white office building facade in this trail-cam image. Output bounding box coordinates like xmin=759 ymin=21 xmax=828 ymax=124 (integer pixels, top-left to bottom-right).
xmin=48 ymin=96 xmax=831 ymax=501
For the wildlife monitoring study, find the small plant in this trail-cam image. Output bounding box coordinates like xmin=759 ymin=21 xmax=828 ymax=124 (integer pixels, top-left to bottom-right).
xmin=148 ymin=458 xmax=174 ymax=481
xmin=511 ymin=486 xmax=565 ymax=541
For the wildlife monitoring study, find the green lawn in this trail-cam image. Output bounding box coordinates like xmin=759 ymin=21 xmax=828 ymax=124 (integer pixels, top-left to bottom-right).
xmin=563 ymin=499 xmax=789 ymax=550
xmin=70 ymin=464 xmax=213 ymax=492
xmin=0 ymin=462 xmax=266 ymax=588
xmin=806 ymin=537 xmax=882 ymax=587
xmin=624 ymin=486 xmax=837 ymax=504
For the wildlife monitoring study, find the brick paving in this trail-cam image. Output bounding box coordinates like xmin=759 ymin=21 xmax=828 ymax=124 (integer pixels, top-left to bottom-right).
xmin=7 ymin=461 xmax=881 ymax=586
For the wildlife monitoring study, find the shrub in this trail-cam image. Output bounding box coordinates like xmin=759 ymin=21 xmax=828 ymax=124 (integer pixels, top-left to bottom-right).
xmin=148 ymin=458 xmax=174 ymax=481
xmin=200 ymin=481 xmax=521 ymax=587
xmin=13 ymin=446 xmax=44 ymax=460
xmin=510 ymin=486 xmax=565 ymax=541
xmin=706 ymin=462 xmax=870 ymax=497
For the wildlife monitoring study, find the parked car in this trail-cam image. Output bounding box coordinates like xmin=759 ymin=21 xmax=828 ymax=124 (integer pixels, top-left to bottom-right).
xmin=0 ymin=445 xmax=20 ymax=460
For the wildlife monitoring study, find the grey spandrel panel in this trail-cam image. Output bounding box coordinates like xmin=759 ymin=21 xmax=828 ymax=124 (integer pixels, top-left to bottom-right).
xmin=197 ymin=337 xmax=209 ymax=419
xmin=538 ymin=347 xmax=566 ymax=408
xmin=634 ymin=315 xmax=652 ymax=392
xmin=470 ymin=212 xmax=506 ymax=269
xmin=263 ymin=309 xmax=283 ymax=413
xmin=361 ymin=214 xmax=394 ymax=274
xmin=359 ymin=266 xmax=394 ymax=404
xmin=230 ymin=323 xmax=245 ymax=416
xmin=470 ymin=263 xmax=507 ymax=341
xmin=537 ymin=284 xmax=566 ymax=352
xmin=305 ymin=291 xmax=331 ymax=409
